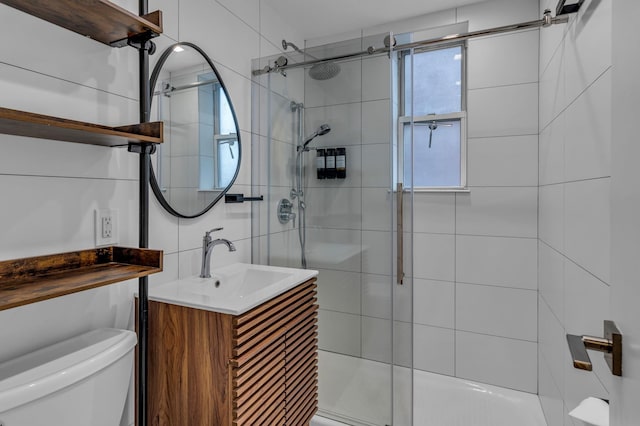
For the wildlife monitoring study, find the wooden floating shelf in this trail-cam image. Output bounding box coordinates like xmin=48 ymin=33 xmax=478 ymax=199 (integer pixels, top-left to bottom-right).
xmin=0 ymin=246 xmax=163 ymax=311
xmin=0 ymin=0 xmax=162 ymax=47
xmin=0 ymin=107 xmax=163 ymax=147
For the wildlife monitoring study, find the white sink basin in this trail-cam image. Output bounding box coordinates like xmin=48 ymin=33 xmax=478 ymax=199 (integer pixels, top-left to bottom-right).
xmin=148 ymin=263 xmax=318 ymax=315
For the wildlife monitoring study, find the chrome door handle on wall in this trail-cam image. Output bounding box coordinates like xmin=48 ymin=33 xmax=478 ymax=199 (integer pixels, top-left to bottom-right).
xmin=566 ymin=320 xmax=622 ymax=376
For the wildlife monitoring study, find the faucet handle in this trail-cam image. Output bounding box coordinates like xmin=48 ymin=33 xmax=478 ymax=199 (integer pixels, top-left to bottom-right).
xmin=205 ymin=227 xmax=223 ymax=238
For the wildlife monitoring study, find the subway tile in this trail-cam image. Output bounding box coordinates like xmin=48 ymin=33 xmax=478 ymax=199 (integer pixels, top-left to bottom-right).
xmin=468 ymin=83 xmax=539 ymax=138
xmin=414 ymin=324 xmax=455 ymax=375
xmin=456 ymin=283 xmax=537 ymax=341
xmin=362 ymin=144 xmax=391 ymax=187
xmin=216 ymin=0 xmax=260 ymax=31
xmin=0 ymin=176 xmax=138 ymax=260
xmin=538 ymin=241 xmax=565 ymax=321
xmin=0 ymin=6 xmax=138 ymax=99
xmin=539 ymin=0 xmax=567 ymax=76
xmin=539 ymin=116 xmax=565 ymax=185
xmin=411 ymin=192 xmax=455 ymax=234
xmin=467 ymin=135 xmax=538 ymax=187
xmin=412 ymin=233 xmax=455 ymax=282
xmin=362 ymin=316 xmax=392 ymax=363
xmin=456 ymin=331 xmax=537 ymax=393
xmin=539 ymin=45 xmax=565 ymax=130
xmin=413 ymin=279 xmax=454 ymax=329
xmin=457 ymin=235 xmax=537 ymax=289
xmin=362 ymin=188 xmax=392 ymax=231
xmin=564 ymin=70 xmax=612 ymax=181
xmin=563 ymin=0 xmax=612 ymax=105
xmin=468 ymin=30 xmax=539 ymax=89
xmin=305 ymin=59 xmax=362 ymax=107
xmin=393 ymin=321 xmax=412 ymax=368
xmin=457 ymin=0 xmax=540 ymax=31
xmin=564 ymin=260 xmax=610 ymax=337
xmin=179 ymin=0 xmax=259 ymax=76
xmin=362 ymin=100 xmax=391 ymax=144
xmin=362 ymin=55 xmax=390 ymax=101
xmin=539 ymin=184 xmax=565 ymax=252
xmin=362 ymin=273 xmax=392 ymax=319
xmin=305 ymin=186 xmax=362 ymax=230
xmin=318 ymin=310 xmax=361 ymax=357
xmin=538 ymin=296 xmax=565 ymax=397
xmin=306 ymin=228 xmax=362 ymax=272
xmin=362 ymin=231 xmax=392 ymax=276
xmin=564 ymin=178 xmax=610 ymax=283
xmin=456 ymin=187 xmax=538 ymax=238
xmin=538 ymin=355 xmax=565 ymax=426
xmin=316 ymin=268 xmax=362 ymax=315
xmin=305 ymin=102 xmax=362 ymax=147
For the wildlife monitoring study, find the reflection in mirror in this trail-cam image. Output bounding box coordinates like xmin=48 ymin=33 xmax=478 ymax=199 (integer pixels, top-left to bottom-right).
xmin=149 ymin=42 xmax=241 ymax=218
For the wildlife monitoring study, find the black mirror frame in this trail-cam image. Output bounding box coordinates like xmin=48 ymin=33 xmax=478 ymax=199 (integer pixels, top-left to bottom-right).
xmin=148 ymin=42 xmax=242 ymax=219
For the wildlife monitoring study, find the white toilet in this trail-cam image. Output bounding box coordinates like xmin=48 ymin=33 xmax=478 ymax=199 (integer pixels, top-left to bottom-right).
xmin=0 ymin=328 xmax=137 ymax=426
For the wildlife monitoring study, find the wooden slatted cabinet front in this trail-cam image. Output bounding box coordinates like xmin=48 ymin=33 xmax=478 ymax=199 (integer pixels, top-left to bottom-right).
xmin=146 ymin=278 xmax=318 ymax=426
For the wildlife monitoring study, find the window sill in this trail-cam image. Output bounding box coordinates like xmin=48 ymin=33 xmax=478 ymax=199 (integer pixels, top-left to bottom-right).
xmin=411 ymin=187 xmax=470 ymax=193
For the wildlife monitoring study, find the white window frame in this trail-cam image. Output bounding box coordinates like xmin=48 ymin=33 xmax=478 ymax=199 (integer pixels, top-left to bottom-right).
xmin=397 ymin=42 xmax=468 ymax=192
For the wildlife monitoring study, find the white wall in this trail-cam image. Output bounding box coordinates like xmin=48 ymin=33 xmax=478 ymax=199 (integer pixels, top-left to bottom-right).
xmin=537 ymin=0 xmax=613 ymax=424
xmin=0 ymin=0 xmax=300 ymax=424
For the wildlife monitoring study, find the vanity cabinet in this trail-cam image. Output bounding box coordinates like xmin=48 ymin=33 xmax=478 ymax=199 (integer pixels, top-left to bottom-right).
xmin=146 ymin=278 xmax=318 ymax=425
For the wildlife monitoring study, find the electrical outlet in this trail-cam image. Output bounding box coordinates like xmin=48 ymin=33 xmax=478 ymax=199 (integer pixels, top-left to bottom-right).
xmin=95 ymin=208 xmax=119 ymax=247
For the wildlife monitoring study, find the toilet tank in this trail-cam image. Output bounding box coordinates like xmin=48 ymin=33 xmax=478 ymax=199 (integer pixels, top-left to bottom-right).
xmin=0 ymin=328 xmax=137 ymax=426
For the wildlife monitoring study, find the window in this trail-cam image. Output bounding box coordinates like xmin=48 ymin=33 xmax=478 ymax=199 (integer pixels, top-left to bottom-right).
xmin=198 ymin=72 xmax=238 ymax=191
xmin=398 ymin=43 xmax=466 ymax=190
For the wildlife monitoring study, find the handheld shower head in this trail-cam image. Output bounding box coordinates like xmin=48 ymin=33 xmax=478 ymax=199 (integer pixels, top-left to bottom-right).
xmin=302 ymin=124 xmax=331 ymax=148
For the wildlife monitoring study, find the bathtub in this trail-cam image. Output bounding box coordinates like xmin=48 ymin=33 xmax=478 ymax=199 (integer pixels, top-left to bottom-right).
xmin=313 ymin=350 xmax=547 ymax=426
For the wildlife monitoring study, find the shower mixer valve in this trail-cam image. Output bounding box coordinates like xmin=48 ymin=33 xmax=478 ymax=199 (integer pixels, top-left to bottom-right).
xmin=278 ymin=198 xmax=296 ymax=226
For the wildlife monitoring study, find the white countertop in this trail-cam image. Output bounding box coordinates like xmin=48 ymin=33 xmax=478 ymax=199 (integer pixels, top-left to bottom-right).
xmin=146 ymin=263 xmax=318 ymax=315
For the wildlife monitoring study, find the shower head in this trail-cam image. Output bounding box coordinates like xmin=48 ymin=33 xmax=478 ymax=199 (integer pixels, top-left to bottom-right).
xmin=309 ymin=62 xmax=341 ymax=80
xmin=302 ymin=124 xmax=331 ymax=148
xmin=282 ymin=39 xmax=341 ymax=81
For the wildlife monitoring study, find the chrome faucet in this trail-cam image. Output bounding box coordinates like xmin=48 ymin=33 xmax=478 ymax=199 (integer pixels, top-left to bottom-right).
xmin=200 ymin=227 xmax=236 ymax=278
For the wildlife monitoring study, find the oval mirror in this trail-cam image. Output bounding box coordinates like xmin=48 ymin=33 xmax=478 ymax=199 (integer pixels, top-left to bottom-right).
xmin=149 ymin=42 xmax=241 ymax=218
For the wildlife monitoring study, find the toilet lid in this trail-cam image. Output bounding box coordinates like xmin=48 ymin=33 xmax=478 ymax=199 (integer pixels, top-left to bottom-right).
xmin=0 ymin=328 xmax=136 ymax=413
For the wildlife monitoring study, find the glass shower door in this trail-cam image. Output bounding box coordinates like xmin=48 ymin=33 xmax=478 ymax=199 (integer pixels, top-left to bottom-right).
xmin=252 ymin=32 xmax=413 ymax=426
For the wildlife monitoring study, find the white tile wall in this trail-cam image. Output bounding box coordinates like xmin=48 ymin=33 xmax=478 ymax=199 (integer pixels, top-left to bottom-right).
xmin=457 ymin=330 xmax=538 ymax=393
xmin=468 ymin=83 xmax=539 ymax=138
xmin=456 ymin=187 xmax=538 ymax=238
xmin=413 ymin=279 xmax=454 ymax=329
xmin=467 ymin=30 xmax=539 ymax=89
xmin=538 ymin=241 xmax=564 ymax=321
xmin=564 ymin=178 xmax=610 ymax=283
xmin=537 ymin=0 xmax=612 ymax=421
xmin=456 ymin=283 xmax=537 ymax=341
xmin=538 ymin=116 xmax=565 ymax=185
xmin=564 ymin=69 xmax=612 ymax=182
xmin=319 ymin=310 xmax=361 ymax=357
xmin=317 ymin=268 xmax=362 ymax=315
xmin=414 ymin=325 xmax=455 ymax=375
xmin=410 ymin=193 xmax=456 ymax=234
xmin=539 ymin=184 xmax=565 ymax=251
xmin=467 ymin=135 xmax=538 ymax=187
xmin=412 ymin=233 xmax=455 ymax=282
xmin=456 ymin=235 xmax=538 ymax=290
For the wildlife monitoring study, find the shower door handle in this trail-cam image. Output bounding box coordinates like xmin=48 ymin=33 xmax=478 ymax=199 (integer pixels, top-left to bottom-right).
xmin=397 ymin=182 xmax=404 ymax=285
